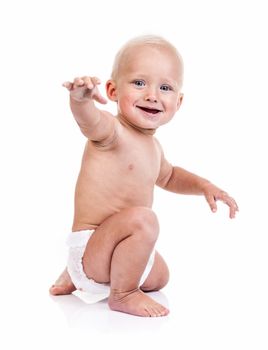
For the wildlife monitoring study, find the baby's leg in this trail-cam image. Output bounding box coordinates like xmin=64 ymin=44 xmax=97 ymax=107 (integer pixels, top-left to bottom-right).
xmin=139 ymin=251 xmax=170 ymax=292
xmin=83 ymin=207 xmax=169 ymax=317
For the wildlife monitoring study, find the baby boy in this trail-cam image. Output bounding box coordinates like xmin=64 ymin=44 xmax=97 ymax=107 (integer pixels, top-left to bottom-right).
xmin=50 ymin=35 xmax=238 ymax=317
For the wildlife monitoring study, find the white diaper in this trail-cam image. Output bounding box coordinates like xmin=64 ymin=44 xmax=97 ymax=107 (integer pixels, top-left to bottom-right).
xmin=66 ymin=229 xmax=155 ymax=304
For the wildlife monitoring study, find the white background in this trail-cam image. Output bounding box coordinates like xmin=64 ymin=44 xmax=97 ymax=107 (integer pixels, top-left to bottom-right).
xmin=0 ymin=0 xmax=267 ymax=349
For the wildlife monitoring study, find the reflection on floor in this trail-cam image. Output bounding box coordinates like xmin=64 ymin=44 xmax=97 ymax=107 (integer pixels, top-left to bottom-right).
xmin=50 ymin=290 xmax=170 ymax=332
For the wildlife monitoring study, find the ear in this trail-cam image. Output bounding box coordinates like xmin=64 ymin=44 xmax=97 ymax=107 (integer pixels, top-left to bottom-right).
xmin=176 ymin=93 xmax=184 ymax=111
xmin=106 ymin=79 xmax=118 ymax=102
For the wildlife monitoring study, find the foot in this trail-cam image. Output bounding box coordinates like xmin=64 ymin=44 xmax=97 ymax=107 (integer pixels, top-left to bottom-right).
xmin=49 ymin=268 xmax=76 ymax=295
xmin=108 ymin=288 xmax=169 ymax=317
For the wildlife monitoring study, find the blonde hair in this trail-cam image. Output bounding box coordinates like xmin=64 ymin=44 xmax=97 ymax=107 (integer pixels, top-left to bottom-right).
xmin=111 ymin=35 xmax=184 ymax=87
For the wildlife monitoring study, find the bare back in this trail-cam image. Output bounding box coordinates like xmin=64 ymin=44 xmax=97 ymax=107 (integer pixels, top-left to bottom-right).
xmin=72 ymin=118 xmax=162 ymax=231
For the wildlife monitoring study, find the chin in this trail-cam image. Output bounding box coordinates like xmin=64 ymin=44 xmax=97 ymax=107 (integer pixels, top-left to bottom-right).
xmin=136 ymin=119 xmax=160 ymax=129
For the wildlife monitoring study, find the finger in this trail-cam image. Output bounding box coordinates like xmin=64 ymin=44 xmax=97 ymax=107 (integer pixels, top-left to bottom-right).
xmin=94 ymin=91 xmax=108 ymax=104
xmin=217 ymin=194 xmax=238 ymax=219
xmin=91 ymin=76 xmax=101 ymax=85
xmin=226 ymin=198 xmax=239 ymax=219
xmin=80 ymin=76 xmax=100 ymax=90
xmin=73 ymin=77 xmax=85 ymax=88
xmin=90 ymin=77 xmax=107 ymax=104
xmin=219 ymin=194 xmax=236 ymax=208
xmin=206 ymin=195 xmax=217 ymax=213
xmin=62 ymin=81 xmax=73 ymax=90
xmin=229 ymin=207 xmax=236 ymax=219
xmin=82 ymin=77 xmax=94 ymax=90
xmin=229 ymin=203 xmax=239 ymax=219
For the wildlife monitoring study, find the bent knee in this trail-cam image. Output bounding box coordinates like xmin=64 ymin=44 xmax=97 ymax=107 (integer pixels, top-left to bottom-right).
xmin=128 ymin=207 xmax=159 ymax=242
xmin=140 ymin=252 xmax=170 ymax=292
xmin=141 ymin=271 xmax=169 ymax=292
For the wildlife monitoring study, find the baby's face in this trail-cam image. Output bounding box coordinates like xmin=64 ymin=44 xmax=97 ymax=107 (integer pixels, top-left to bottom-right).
xmin=109 ymin=45 xmax=183 ymax=131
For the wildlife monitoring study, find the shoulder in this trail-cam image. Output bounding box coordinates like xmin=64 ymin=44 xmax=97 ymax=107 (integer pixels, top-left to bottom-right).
xmin=91 ymin=114 xmax=123 ymax=150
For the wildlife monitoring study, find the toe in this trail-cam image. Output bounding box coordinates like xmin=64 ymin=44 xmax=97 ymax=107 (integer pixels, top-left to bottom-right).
xmin=49 ymin=285 xmax=58 ymax=295
xmin=49 ymin=284 xmax=75 ymax=295
xmin=152 ymin=306 xmax=161 ymax=317
xmin=161 ymin=307 xmax=169 ymax=316
xmin=143 ymin=307 xmax=152 ymax=317
xmin=49 ymin=285 xmax=63 ymax=295
xmin=143 ymin=305 xmax=154 ymax=317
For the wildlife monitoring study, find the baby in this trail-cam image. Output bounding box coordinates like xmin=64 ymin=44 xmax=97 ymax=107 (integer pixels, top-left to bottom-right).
xmin=49 ymin=35 xmax=238 ymax=317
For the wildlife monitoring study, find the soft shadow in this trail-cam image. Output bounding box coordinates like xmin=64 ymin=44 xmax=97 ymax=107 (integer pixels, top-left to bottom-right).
xmin=50 ymin=291 xmax=170 ymax=333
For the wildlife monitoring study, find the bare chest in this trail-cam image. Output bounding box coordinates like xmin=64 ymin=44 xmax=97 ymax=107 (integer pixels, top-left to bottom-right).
xmin=83 ymin=131 xmax=161 ymax=189
xmin=118 ymin=137 xmax=160 ymax=182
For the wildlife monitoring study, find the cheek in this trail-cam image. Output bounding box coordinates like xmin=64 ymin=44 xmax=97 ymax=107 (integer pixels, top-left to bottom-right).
xmin=168 ymin=97 xmax=180 ymax=111
xmin=119 ymin=94 xmax=136 ymax=110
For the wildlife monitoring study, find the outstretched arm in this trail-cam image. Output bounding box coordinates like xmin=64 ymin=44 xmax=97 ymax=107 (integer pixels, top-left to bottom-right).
xmin=63 ymin=76 xmax=116 ymax=143
xmin=156 ymin=144 xmax=239 ymax=219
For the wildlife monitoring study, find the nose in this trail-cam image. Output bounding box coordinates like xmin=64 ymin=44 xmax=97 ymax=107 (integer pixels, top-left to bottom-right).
xmin=145 ymin=95 xmax=157 ymax=103
xmin=145 ymin=88 xmax=158 ymax=103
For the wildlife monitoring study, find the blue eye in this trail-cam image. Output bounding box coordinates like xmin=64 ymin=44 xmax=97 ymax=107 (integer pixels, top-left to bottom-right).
xmin=160 ymin=84 xmax=172 ymax=91
xmin=133 ymin=80 xmax=145 ymax=87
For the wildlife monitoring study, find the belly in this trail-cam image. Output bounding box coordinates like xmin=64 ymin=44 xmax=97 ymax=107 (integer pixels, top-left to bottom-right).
xmin=72 ymin=174 xmax=155 ymax=231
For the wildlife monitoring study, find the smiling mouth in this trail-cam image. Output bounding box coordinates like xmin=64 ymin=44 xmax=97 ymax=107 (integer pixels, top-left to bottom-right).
xmin=137 ymin=106 xmax=162 ymax=114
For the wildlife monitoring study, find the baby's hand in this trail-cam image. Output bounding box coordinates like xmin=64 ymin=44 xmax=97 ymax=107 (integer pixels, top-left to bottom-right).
xmin=202 ymin=182 xmax=239 ymax=219
xmin=63 ymin=76 xmax=107 ymax=104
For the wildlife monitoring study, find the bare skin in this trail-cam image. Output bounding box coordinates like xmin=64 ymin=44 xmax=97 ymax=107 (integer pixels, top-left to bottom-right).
xmin=50 ymin=43 xmax=238 ymax=317
xmin=50 ymin=124 xmax=171 ymax=316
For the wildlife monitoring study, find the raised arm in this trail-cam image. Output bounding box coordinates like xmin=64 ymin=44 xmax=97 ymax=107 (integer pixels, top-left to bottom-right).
xmin=63 ymin=76 xmax=116 ymax=143
xmin=156 ymin=141 xmax=239 ymax=219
